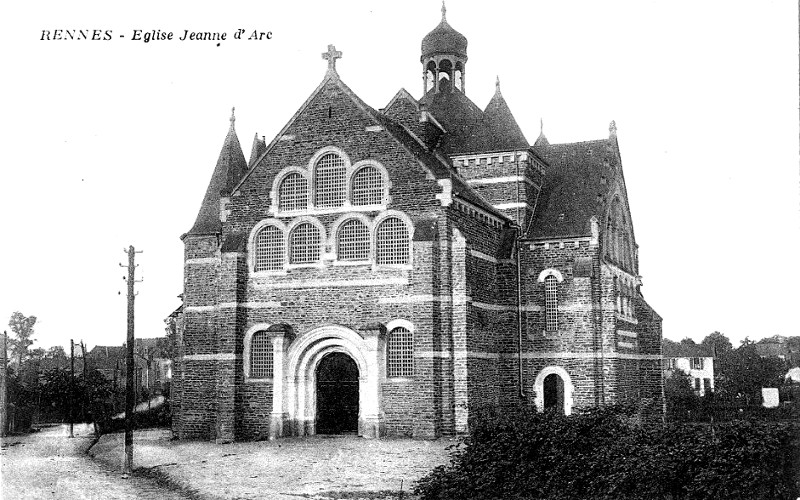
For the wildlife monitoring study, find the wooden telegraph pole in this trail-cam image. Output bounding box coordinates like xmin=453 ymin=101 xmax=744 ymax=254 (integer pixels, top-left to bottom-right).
xmin=69 ymin=339 xmax=75 ymax=438
xmin=1 ymin=331 xmax=7 ymax=437
xmin=120 ymin=245 xmax=142 ymax=477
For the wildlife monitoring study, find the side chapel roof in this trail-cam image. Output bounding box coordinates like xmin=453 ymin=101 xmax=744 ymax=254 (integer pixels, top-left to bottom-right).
xmin=530 ymin=136 xmax=617 ymax=239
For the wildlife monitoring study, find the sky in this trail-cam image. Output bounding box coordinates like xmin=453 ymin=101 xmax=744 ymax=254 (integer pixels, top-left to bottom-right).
xmin=1 ymin=0 xmax=798 ymax=351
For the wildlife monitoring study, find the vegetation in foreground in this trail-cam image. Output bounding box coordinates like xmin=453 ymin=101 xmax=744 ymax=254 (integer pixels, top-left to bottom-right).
xmin=413 ymin=405 xmax=800 ymax=500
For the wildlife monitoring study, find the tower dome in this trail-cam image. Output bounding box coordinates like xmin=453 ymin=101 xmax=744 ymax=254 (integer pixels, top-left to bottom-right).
xmin=421 ymin=3 xmax=468 ymax=95
xmin=420 ymin=3 xmax=468 ymax=61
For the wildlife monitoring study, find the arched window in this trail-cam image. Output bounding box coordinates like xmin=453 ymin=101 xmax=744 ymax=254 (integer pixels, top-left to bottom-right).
xmin=337 ymin=219 xmax=370 ymax=261
xmin=544 ymin=275 xmax=558 ymax=332
xmin=254 ymin=225 xmax=284 ymax=272
xmin=289 ymin=222 xmax=321 ymax=264
xmin=376 ymin=217 xmax=410 ymax=265
xmin=249 ymin=331 xmax=273 ymax=378
xmin=278 ymin=172 xmax=308 ymax=211
xmin=314 ymin=153 xmax=346 ymax=208
xmin=351 ymin=166 xmax=384 ymax=206
xmin=387 ymin=326 xmax=413 ymax=377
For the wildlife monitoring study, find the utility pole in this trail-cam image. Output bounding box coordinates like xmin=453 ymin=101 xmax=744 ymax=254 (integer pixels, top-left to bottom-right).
xmin=69 ymin=339 xmax=75 ymax=438
xmin=120 ymin=245 xmax=142 ymax=477
xmin=80 ymin=341 xmax=93 ymax=436
xmin=1 ymin=331 xmax=7 ymax=438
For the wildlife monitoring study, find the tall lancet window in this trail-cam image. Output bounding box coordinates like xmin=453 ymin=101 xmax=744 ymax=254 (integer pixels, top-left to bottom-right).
xmin=545 ymin=275 xmax=559 ymax=332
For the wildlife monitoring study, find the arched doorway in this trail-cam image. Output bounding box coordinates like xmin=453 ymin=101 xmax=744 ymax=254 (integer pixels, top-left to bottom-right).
xmin=534 ymin=366 xmax=574 ymax=416
xmin=315 ymin=352 xmax=359 ymax=434
xmin=543 ymin=373 xmax=565 ymax=414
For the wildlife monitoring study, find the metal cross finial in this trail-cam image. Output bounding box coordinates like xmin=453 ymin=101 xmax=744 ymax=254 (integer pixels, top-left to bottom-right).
xmin=230 ymin=107 xmax=236 ymax=128
xmin=495 ymin=75 xmax=501 ymax=91
xmin=540 ymin=117 xmax=544 ymax=134
xmin=322 ymin=44 xmax=343 ymax=73
xmin=441 ymin=1 xmax=447 ymax=21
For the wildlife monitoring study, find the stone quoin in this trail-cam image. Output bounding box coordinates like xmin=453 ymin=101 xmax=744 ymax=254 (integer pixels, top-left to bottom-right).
xmin=169 ymin=3 xmax=664 ymax=442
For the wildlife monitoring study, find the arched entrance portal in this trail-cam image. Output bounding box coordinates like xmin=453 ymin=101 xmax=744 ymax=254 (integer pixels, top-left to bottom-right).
xmin=543 ymin=373 xmax=565 ymax=414
xmin=316 ymin=352 xmax=359 ymax=434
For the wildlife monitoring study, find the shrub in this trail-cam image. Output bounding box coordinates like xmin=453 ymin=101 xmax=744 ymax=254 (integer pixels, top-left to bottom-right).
xmin=413 ymin=405 xmax=800 ymax=500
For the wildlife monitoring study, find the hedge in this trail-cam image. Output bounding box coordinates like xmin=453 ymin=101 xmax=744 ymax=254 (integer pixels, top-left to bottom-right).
xmin=413 ymin=405 xmax=800 ymax=500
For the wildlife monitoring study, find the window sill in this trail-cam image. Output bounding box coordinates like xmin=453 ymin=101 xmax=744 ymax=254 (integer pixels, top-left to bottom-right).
xmin=615 ymin=313 xmax=638 ymax=325
xmin=285 ymin=262 xmax=326 ymax=270
xmin=244 ymin=377 xmax=273 ymax=383
xmin=385 ymin=377 xmax=414 ymax=383
xmin=333 ymin=260 xmax=372 ymax=267
xmin=272 ymin=204 xmax=387 ymax=218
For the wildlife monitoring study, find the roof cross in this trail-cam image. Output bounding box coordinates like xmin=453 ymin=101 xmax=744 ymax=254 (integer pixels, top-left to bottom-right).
xmin=322 ymin=44 xmax=342 ymax=73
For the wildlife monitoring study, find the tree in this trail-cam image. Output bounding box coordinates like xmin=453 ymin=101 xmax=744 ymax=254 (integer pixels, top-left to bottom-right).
xmin=8 ymin=312 xmax=36 ymax=367
xmin=701 ymin=331 xmax=733 ymax=358
xmin=45 ymin=346 xmax=67 ymax=360
xmin=715 ymin=339 xmax=786 ymax=405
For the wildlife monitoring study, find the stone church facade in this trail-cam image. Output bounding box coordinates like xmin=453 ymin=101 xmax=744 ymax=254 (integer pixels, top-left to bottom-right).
xmin=170 ymin=6 xmax=664 ymax=442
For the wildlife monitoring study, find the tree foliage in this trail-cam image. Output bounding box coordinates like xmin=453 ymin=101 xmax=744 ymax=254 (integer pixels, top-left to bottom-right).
xmin=8 ymin=311 xmax=37 ymax=366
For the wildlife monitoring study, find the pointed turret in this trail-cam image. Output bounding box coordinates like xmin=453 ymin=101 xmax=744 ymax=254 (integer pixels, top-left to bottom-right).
xmin=533 ymin=118 xmax=549 ymax=149
xmin=248 ymin=132 xmax=267 ymax=167
xmin=483 ymin=76 xmax=528 ymax=151
xmin=187 ymin=108 xmax=247 ymax=236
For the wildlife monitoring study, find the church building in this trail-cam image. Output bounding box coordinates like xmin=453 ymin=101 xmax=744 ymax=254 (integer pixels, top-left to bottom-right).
xmin=170 ymin=5 xmax=664 ymax=442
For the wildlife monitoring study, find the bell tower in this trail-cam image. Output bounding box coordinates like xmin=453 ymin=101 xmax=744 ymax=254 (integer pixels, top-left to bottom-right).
xmin=421 ymin=2 xmax=468 ymax=95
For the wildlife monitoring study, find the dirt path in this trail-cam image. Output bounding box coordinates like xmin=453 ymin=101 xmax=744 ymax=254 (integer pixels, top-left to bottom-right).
xmin=1 ymin=424 xmax=195 ymax=500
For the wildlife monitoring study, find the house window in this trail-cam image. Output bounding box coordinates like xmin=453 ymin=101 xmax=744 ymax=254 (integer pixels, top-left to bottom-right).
xmin=376 ymin=217 xmax=410 ymax=265
xmin=544 ymin=275 xmax=558 ymax=332
xmin=278 ymin=172 xmax=308 ymax=211
xmin=351 ymin=166 xmax=384 ymax=206
xmin=387 ymin=326 xmax=413 ymax=377
xmin=691 ymin=357 xmax=704 ymax=370
xmin=337 ymin=219 xmax=370 ymax=261
xmin=249 ymin=332 xmax=273 ymax=378
xmin=254 ymin=225 xmax=284 ymax=272
xmin=314 ymin=153 xmax=346 ymax=208
xmin=289 ymin=222 xmax=321 ymax=264
xmin=694 ymin=378 xmax=701 ymax=391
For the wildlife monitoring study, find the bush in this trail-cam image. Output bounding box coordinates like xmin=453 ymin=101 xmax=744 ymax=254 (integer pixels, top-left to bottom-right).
xmin=413 ymin=405 xmax=800 ymax=500
xmin=100 ymin=400 xmax=171 ymax=434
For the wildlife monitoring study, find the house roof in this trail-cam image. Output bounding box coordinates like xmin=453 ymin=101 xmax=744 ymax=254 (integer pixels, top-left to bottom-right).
xmin=663 ymin=341 xmax=712 ymax=358
xmin=186 ymin=112 xmax=248 ymax=236
xmin=530 ymin=137 xmax=616 ymax=238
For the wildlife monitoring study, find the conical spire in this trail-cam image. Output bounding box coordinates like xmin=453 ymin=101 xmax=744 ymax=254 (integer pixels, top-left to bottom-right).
xmin=484 ymin=77 xmax=528 ymax=151
xmin=187 ymin=109 xmax=248 ymax=236
xmin=249 ymin=132 xmax=267 ymax=166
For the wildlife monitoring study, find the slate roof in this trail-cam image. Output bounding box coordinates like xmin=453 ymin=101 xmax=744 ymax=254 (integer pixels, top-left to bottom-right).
xmin=187 ymin=118 xmax=248 ymax=236
xmin=483 ymin=81 xmax=529 ymax=152
xmin=530 ymin=137 xmax=616 ymax=238
xmin=662 ymin=341 xmax=713 ymax=358
xmin=419 ymin=82 xmax=528 ymax=156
